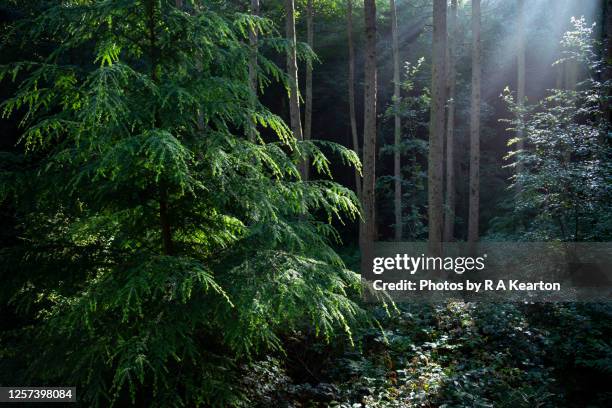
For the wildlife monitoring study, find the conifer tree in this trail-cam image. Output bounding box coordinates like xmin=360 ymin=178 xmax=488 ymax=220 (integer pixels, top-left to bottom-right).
xmin=0 ymin=1 xmax=363 ymax=405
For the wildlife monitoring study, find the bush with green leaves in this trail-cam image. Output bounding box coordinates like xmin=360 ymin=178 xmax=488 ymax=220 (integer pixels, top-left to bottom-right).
xmin=378 ymin=58 xmax=430 ymax=240
xmin=0 ymin=1 xmax=366 ymax=406
xmin=500 ymin=17 xmax=611 ymax=241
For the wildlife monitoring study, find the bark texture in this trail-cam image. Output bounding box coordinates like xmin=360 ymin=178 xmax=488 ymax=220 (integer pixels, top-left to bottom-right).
xmin=360 ymin=0 xmax=377 ymax=274
xmin=148 ymin=0 xmax=173 ymax=255
xmin=428 ymin=0 xmax=447 ymax=255
xmin=304 ymin=0 xmax=314 ymax=181
xmin=391 ymin=0 xmax=402 ymax=241
xmin=248 ymin=0 xmax=260 ymax=141
xmin=347 ymin=0 xmax=361 ymax=200
xmin=468 ymin=0 xmax=481 ymax=244
xmin=516 ymin=0 xmax=525 ymax=180
xmin=606 ymin=0 xmax=612 ymax=122
xmin=443 ymin=0 xmax=457 ymax=242
xmin=285 ymin=0 xmax=306 ymax=179
xmin=606 ymin=0 xmax=612 ymax=121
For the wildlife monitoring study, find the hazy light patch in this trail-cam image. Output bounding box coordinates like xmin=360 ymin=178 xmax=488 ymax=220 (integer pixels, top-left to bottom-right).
xmin=482 ymin=0 xmax=600 ymax=102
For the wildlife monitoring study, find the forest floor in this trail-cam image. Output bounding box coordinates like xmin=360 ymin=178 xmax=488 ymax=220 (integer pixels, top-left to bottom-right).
xmin=241 ymin=301 xmax=612 ymax=407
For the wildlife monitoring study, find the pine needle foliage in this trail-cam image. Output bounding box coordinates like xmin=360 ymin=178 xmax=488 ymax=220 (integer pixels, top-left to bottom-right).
xmin=0 ymin=1 xmax=365 ymax=406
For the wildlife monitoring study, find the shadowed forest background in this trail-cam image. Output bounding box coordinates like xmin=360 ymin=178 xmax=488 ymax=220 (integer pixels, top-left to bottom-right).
xmin=0 ymin=0 xmax=611 ymax=407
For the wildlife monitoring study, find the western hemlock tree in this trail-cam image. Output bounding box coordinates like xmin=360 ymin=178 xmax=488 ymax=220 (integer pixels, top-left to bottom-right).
xmin=0 ymin=1 xmax=364 ymax=406
xmin=428 ymin=0 xmax=447 ymax=254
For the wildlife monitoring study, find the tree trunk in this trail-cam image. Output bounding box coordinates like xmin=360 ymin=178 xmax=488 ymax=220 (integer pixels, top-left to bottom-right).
xmin=347 ymin=0 xmax=361 ymax=200
xmin=248 ymin=0 xmax=260 ymax=141
xmin=360 ymin=0 xmax=377 ymax=274
xmin=428 ymin=0 xmax=446 ymax=255
xmin=285 ymin=0 xmax=306 ymax=179
xmin=148 ymin=0 xmax=173 ymax=255
xmin=468 ymin=0 xmax=481 ymax=244
xmin=304 ymin=0 xmax=314 ymax=180
xmin=516 ymin=0 xmax=525 ymax=181
xmin=443 ymin=0 xmax=457 ymax=242
xmin=390 ymin=0 xmax=402 ymax=241
xmin=159 ymin=185 xmax=173 ymax=256
xmin=606 ymin=0 xmax=612 ymax=122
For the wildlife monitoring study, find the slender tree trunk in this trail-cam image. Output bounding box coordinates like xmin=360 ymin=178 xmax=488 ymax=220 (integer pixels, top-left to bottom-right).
xmin=428 ymin=0 xmax=446 ymax=255
xmin=304 ymin=0 xmax=314 ymax=180
xmin=603 ymin=0 xmax=612 ymax=122
xmin=604 ymin=0 xmax=612 ymax=122
xmin=607 ymin=0 xmax=612 ymax=65
xmin=248 ymin=0 xmax=260 ymax=141
xmin=516 ymin=0 xmax=525 ymax=181
xmin=360 ymin=0 xmax=377 ymax=274
xmin=468 ymin=0 xmax=481 ymax=244
xmin=443 ymin=0 xmax=457 ymax=242
xmin=347 ymin=0 xmax=361 ymax=200
xmin=390 ymin=0 xmax=402 ymax=241
xmin=285 ymin=0 xmax=306 ymax=179
xmin=159 ymin=185 xmax=173 ymax=255
xmin=148 ymin=0 xmax=173 ymax=255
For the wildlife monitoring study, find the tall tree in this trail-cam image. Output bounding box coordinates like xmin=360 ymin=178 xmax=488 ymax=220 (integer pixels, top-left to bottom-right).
xmin=443 ymin=0 xmax=458 ymax=241
xmin=285 ymin=0 xmax=306 ymax=178
xmin=360 ymin=0 xmax=377 ymax=273
xmin=468 ymin=0 xmax=481 ymax=244
xmin=347 ymin=0 xmax=361 ymax=199
xmin=390 ymin=0 xmax=402 ymax=241
xmin=516 ymin=0 xmax=525 ymax=180
xmin=605 ymin=0 xmax=612 ymax=122
xmin=0 ymin=1 xmax=364 ymax=404
xmin=304 ymin=0 xmax=314 ymax=179
xmin=428 ymin=0 xmax=447 ymax=254
xmin=249 ymin=0 xmax=260 ymax=141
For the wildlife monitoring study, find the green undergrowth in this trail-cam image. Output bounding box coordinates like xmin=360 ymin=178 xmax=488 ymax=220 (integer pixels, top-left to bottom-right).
xmin=240 ymin=302 xmax=612 ymax=407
